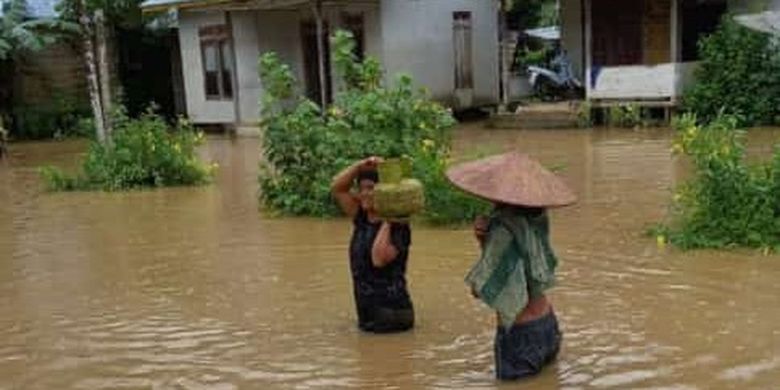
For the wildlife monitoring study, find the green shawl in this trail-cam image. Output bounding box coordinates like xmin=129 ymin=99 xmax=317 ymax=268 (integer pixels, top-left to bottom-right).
xmin=465 ymin=207 xmax=558 ymax=328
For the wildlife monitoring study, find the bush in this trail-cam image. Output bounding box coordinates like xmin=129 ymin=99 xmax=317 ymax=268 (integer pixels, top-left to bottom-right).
xmin=12 ymin=96 xmax=93 ymax=139
xmin=606 ymin=103 xmax=643 ymax=128
xmin=683 ymin=17 xmax=780 ymax=127
xmin=41 ymin=108 xmax=216 ymax=191
xmin=653 ymin=114 xmax=780 ymax=250
xmin=258 ymin=30 xmax=489 ymax=224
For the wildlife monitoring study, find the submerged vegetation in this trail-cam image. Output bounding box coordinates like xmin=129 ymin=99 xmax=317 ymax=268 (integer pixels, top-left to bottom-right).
xmin=258 ymin=30 xmax=489 ymax=224
xmin=653 ymin=114 xmax=780 ymax=251
xmin=41 ymin=108 xmax=215 ymax=191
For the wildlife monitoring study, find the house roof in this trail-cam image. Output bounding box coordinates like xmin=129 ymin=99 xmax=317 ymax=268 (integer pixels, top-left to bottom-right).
xmin=524 ymin=26 xmax=560 ymax=41
xmin=141 ymin=0 xmax=229 ymax=12
xmin=140 ymin=0 xmax=363 ymax=12
xmin=734 ymin=11 xmax=780 ymax=35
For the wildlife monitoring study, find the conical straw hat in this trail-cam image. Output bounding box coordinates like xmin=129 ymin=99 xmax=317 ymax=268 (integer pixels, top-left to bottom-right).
xmin=446 ymin=151 xmax=577 ymax=208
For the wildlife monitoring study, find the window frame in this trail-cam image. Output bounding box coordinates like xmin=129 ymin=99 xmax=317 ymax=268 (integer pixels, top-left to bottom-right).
xmin=199 ymin=25 xmax=234 ymax=101
xmin=453 ymin=11 xmax=474 ymax=90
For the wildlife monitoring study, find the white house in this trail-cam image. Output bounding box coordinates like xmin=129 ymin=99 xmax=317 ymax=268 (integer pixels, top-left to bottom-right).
xmin=559 ymin=0 xmax=779 ymax=107
xmin=141 ymin=0 xmax=500 ymax=129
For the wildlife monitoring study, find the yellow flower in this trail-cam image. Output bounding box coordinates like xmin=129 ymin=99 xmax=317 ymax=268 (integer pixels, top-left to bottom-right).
xmin=656 ymin=235 xmax=666 ymax=249
xmin=329 ymin=107 xmax=344 ymax=117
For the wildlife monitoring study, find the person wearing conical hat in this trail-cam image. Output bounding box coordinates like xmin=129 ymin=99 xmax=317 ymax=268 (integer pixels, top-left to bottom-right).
xmin=447 ymin=151 xmax=576 ymax=381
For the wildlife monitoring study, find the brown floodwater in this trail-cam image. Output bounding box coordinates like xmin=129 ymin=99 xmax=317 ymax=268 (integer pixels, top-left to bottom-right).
xmin=2 ymin=124 xmax=780 ymax=389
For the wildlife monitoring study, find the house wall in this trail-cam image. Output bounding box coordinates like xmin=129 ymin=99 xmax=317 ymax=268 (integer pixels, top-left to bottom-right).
xmin=379 ymin=0 xmax=499 ymax=106
xmin=643 ymin=0 xmax=671 ymax=64
xmin=256 ymin=11 xmax=305 ymax=84
xmin=560 ymin=0 xmax=584 ymax=80
xmin=178 ymin=10 xmax=235 ymax=124
xmin=232 ymin=10 xmax=262 ymax=125
xmin=14 ymin=42 xmax=87 ymax=106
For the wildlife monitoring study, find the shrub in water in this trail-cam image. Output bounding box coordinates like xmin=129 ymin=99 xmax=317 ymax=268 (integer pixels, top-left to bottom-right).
xmin=41 ymin=109 xmax=215 ymax=191
xmin=258 ymin=30 xmax=488 ymax=224
xmin=683 ymin=17 xmax=780 ymax=127
xmin=654 ymin=114 xmax=780 ymax=250
xmin=606 ymin=103 xmax=643 ymax=128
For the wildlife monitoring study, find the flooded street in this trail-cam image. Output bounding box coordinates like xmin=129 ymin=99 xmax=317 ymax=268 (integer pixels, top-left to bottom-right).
xmin=2 ymin=124 xmax=780 ymax=389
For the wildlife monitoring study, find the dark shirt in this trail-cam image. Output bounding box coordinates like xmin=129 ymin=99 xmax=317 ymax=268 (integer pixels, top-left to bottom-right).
xmin=349 ymin=209 xmax=413 ymax=315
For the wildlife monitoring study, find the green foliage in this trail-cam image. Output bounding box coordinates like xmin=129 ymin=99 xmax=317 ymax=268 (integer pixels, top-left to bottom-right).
xmin=538 ymin=0 xmax=559 ymax=26
xmin=505 ymin=0 xmax=558 ymax=29
xmin=516 ymin=46 xmax=548 ymax=69
xmin=258 ymin=30 xmax=488 ymax=224
xmin=606 ymin=104 xmax=643 ymax=128
xmin=11 ymin=95 xmax=92 ymax=139
xmin=683 ymin=16 xmax=780 ymax=127
xmin=654 ymin=114 xmax=780 ymax=250
xmin=576 ymin=101 xmax=593 ymax=128
xmin=56 ymin=0 xmax=145 ymax=29
xmin=0 ymin=0 xmax=64 ymax=60
xmin=41 ymin=108 xmax=215 ymax=191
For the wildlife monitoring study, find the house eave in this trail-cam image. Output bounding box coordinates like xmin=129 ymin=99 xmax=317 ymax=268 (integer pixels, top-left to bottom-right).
xmin=141 ymin=0 xmax=376 ymax=13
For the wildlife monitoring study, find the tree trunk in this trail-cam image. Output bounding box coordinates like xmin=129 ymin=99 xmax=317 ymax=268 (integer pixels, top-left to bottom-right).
xmin=95 ymin=9 xmax=113 ymax=139
xmin=313 ymin=0 xmax=328 ymax=110
xmin=78 ymin=2 xmax=107 ymax=143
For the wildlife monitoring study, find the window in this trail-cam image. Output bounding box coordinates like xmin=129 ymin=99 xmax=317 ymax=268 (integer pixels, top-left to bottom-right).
xmin=453 ymin=11 xmax=474 ymax=89
xmin=199 ymin=25 xmax=233 ymax=100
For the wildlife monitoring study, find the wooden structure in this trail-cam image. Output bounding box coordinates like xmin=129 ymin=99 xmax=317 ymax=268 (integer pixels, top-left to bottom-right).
xmin=560 ymin=0 xmax=738 ymax=110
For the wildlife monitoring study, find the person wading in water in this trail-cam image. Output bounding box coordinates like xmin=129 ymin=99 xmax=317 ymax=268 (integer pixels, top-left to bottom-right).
xmin=331 ymin=157 xmax=415 ymax=333
xmin=447 ymin=151 xmax=577 ymax=380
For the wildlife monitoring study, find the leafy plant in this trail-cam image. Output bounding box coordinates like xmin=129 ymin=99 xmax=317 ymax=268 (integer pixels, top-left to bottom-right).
xmin=683 ymin=16 xmax=780 ymax=127
xmin=516 ymin=46 xmax=548 ymax=70
xmin=0 ymin=0 xmax=65 ymax=60
xmin=606 ymin=103 xmax=643 ymax=128
xmin=41 ymin=107 xmax=215 ymax=191
xmin=11 ymin=94 xmax=93 ymax=139
xmin=653 ymin=113 xmax=780 ymax=250
xmin=258 ymin=30 xmax=488 ymax=224
xmin=576 ymin=100 xmax=592 ymax=128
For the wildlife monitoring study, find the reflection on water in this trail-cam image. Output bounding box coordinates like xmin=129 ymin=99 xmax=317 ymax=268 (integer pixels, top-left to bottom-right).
xmin=2 ymin=125 xmax=780 ymax=389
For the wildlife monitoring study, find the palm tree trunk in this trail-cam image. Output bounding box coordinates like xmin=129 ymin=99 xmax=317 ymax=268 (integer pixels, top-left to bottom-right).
xmin=95 ymin=9 xmax=113 ymax=138
xmin=78 ymin=1 xmax=107 ymax=143
xmin=312 ymin=0 xmax=328 ymax=109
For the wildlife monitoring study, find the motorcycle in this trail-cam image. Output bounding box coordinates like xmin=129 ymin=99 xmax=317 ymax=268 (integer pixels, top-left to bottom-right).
xmin=527 ymin=48 xmax=583 ymax=101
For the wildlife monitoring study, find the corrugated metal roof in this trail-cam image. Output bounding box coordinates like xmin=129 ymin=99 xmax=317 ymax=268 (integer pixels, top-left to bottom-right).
xmin=141 ymin=0 xmax=193 ymax=8
xmin=524 ymin=26 xmax=559 ymax=41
